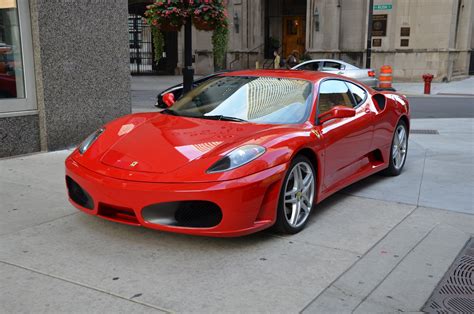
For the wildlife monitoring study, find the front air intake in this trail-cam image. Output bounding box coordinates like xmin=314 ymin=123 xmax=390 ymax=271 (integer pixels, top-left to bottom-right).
xmin=66 ymin=176 xmax=94 ymax=210
xmin=142 ymin=201 xmax=222 ymax=228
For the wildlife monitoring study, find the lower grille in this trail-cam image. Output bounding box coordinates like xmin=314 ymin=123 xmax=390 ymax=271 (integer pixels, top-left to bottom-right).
xmin=66 ymin=176 xmax=94 ymax=209
xmin=98 ymin=203 xmax=140 ymax=226
xmin=142 ymin=201 xmax=222 ymax=228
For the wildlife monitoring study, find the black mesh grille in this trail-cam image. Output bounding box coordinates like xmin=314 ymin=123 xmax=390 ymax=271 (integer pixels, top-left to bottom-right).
xmin=142 ymin=201 xmax=222 ymax=228
xmin=174 ymin=201 xmax=222 ymax=228
xmin=66 ymin=176 xmax=94 ymax=210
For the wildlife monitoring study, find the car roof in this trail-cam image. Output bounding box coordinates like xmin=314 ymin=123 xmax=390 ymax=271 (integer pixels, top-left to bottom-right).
xmin=296 ymin=59 xmax=359 ymax=69
xmin=220 ymin=69 xmax=343 ymax=83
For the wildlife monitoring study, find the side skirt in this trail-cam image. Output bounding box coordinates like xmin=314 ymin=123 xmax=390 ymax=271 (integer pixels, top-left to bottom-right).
xmin=317 ymin=150 xmax=388 ymax=203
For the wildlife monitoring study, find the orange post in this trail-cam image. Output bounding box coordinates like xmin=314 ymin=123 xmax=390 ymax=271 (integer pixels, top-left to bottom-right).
xmin=379 ymin=65 xmax=393 ymax=90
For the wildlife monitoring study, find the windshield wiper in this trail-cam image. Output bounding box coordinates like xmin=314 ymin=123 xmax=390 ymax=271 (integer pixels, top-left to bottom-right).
xmin=202 ymin=115 xmax=247 ymax=122
xmin=160 ymin=108 xmax=180 ymax=116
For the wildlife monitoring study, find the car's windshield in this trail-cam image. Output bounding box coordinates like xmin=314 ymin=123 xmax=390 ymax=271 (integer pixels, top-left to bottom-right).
xmin=168 ymin=76 xmax=313 ymax=124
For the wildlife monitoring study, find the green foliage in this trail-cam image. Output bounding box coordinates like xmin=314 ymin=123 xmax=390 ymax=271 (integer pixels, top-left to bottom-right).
xmin=212 ymin=23 xmax=229 ymax=70
xmin=145 ymin=1 xmax=229 ymax=68
xmin=151 ymin=27 xmax=164 ymax=65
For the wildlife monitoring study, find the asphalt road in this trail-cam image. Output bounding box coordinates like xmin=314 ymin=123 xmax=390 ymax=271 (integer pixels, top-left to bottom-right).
xmin=131 ymin=89 xmax=474 ymax=119
xmin=408 ymin=96 xmax=474 ymax=119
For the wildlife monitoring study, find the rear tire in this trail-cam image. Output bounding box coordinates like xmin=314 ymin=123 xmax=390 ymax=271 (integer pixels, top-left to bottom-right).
xmin=274 ymin=155 xmax=316 ymax=234
xmin=382 ymin=120 xmax=408 ymax=176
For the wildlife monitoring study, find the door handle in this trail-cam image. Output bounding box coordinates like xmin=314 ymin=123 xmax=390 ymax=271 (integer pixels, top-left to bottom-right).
xmin=365 ymin=107 xmax=371 ymax=113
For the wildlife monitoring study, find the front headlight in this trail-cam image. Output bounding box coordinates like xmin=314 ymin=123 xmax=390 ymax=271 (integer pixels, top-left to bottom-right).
xmin=78 ymin=128 xmax=105 ymax=154
xmin=207 ymin=144 xmax=266 ymax=173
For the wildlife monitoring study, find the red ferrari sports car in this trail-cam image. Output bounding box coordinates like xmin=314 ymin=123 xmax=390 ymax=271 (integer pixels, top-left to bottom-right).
xmin=65 ymin=70 xmax=409 ymax=237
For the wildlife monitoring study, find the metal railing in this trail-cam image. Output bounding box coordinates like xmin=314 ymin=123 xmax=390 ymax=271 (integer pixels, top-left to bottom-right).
xmin=229 ymin=43 xmax=266 ymax=70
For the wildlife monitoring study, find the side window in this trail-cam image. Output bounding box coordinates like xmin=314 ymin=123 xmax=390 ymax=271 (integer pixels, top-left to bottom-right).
xmin=323 ymin=61 xmax=343 ymax=70
xmin=318 ymin=80 xmax=355 ymax=114
xmin=296 ymin=62 xmax=320 ymax=71
xmin=346 ymin=82 xmax=367 ymax=106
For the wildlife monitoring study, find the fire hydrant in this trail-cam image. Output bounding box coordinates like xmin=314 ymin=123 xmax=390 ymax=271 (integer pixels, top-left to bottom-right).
xmin=423 ymin=74 xmax=434 ymax=95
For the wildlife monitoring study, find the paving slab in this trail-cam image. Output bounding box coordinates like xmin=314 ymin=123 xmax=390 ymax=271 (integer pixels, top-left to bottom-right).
xmin=0 ymin=150 xmax=71 ymax=191
xmin=0 ymin=150 xmax=73 ymax=235
xmin=0 ymin=213 xmax=358 ymax=313
xmin=354 ymin=224 xmax=470 ymax=313
xmin=0 ymin=180 xmax=74 ymax=235
xmin=279 ymin=194 xmax=416 ymax=255
xmin=0 ymin=262 xmax=161 ymax=313
xmin=418 ymin=159 xmax=473 ymax=214
xmin=302 ymin=206 xmax=474 ymax=313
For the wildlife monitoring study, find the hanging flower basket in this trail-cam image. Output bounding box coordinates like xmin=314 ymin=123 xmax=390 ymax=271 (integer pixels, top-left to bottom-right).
xmin=191 ymin=1 xmax=228 ymax=31
xmin=144 ymin=1 xmax=188 ymax=32
xmin=192 ymin=16 xmax=215 ymax=31
xmin=144 ymin=0 xmax=229 ymax=70
xmin=158 ymin=21 xmax=184 ymax=32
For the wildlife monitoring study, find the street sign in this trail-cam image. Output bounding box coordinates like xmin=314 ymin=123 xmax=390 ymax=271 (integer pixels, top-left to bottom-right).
xmin=374 ymin=4 xmax=392 ymax=10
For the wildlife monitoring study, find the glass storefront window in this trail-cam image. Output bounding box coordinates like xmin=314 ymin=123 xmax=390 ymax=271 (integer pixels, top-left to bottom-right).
xmin=0 ymin=0 xmax=24 ymax=99
xmin=0 ymin=0 xmax=35 ymax=113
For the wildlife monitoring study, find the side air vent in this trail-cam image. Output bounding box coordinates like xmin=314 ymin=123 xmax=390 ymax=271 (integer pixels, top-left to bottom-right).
xmin=372 ymin=93 xmax=386 ymax=111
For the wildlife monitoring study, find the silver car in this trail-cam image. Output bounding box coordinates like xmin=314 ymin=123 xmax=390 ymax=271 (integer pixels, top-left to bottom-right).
xmin=292 ymin=59 xmax=379 ymax=87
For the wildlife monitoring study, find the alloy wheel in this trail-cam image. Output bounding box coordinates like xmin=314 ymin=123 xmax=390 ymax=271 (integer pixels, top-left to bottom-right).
xmin=283 ymin=161 xmax=315 ymax=228
xmin=392 ymin=124 xmax=408 ymax=170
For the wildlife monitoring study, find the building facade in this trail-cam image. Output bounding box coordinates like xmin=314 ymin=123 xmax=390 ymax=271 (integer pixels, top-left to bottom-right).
xmin=184 ymin=0 xmax=474 ymax=81
xmin=0 ymin=0 xmax=131 ymax=158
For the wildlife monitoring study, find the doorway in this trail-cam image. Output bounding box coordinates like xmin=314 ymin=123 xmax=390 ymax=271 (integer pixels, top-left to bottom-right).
xmin=282 ymin=16 xmax=306 ymax=58
xmin=264 ymin=0 xmax=307 ymax=61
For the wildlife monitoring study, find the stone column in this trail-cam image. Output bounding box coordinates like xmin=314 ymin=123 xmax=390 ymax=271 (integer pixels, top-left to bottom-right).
xmin=30 ymin=0 xmax=131 ymax=151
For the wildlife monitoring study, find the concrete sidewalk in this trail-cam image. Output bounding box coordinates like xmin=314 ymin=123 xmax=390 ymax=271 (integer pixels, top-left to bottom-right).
xmin=393 ymin=76 xmax=474 ymax=96
xmin=1 ymin=118 xmax=473 ymax=313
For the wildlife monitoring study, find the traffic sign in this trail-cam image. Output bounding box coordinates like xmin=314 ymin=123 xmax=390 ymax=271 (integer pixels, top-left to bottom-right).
xmin=374 ymin=4 xmax=392 ymax=10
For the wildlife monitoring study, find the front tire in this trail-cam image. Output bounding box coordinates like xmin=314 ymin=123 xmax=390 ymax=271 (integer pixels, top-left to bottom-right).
xmin=382 ymin=120 xmax=408 ymax=176
xmin=274 ymin=155 xmax=316 ymax=234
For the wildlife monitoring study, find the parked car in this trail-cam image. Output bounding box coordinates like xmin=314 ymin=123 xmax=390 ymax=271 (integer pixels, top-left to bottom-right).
xmin=0 ymin=73 xmax=17 ymax=98
xmin=292 ymin=59 xmax=378 ymax=87
xmin=0 ymin=43 xmax=13 ymax=74
xmin=155 ymin=70 xmax=231 ymax=108
xmin=66 ymin=69 xmax=409 ymax=237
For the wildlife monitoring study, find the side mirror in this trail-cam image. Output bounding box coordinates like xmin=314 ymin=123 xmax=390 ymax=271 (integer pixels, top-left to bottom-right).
xmin=318 ymin=106 xmax=356 ymax=124
xmin=162 ymin=92 xmax=175 ymax=107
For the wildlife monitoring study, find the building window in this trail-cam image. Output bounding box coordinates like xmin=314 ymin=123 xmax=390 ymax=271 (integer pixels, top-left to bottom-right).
xmin=0 ymin=0 xmax=36 ymax=114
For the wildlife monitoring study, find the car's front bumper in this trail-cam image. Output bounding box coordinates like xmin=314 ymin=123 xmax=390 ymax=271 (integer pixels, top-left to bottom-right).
xmin=65 ymin=156 xmax=287 ymax=237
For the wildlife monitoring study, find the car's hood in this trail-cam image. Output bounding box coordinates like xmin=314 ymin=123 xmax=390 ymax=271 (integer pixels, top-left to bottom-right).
xmin=72 ymin=112 xmax=315 ymax=183
xmin=100 ymin=113 xmax=274 ymax=174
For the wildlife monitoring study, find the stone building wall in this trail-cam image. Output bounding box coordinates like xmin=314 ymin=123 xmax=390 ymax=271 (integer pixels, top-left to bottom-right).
xmin=184 ymin=0 xmax=473 ymax=82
